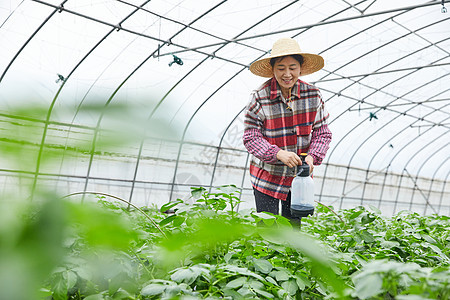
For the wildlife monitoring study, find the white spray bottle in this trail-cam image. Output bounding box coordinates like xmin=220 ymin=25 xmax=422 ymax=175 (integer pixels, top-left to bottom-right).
xmin=290 ymin=153 xmax=315 ymax=218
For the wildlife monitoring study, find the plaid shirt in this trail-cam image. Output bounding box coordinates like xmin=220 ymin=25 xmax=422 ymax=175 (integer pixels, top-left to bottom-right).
xmin=243 ymin=77 xmax=332 ymax=200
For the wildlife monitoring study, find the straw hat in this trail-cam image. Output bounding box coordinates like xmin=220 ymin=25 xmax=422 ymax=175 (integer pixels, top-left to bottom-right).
xmin=249 ymin=38 xmax=324 ymax=77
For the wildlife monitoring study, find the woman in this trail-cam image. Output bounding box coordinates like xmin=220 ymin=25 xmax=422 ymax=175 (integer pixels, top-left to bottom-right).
xmin=243 ymin=37 xmax=332 ymax=220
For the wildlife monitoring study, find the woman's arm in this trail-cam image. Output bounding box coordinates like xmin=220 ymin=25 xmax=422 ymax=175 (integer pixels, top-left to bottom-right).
xmin=308 ymin=124 xmax=332 ymax=165
xmin=242 ymin=94 xmax=281 ymax=164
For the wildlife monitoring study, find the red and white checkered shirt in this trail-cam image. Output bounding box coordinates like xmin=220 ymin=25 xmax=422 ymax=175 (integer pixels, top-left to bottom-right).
xmin=243 ymin=77 xmax=332 ymax=200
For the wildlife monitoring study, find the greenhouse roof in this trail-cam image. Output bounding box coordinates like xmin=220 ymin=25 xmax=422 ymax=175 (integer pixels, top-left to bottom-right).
xmin=0 ymin=0 xmax=449 ymax=214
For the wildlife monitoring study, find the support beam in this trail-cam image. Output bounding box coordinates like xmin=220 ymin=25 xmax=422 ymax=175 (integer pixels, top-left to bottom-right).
xmin=156 ymin=0 xmax=450 ymax=57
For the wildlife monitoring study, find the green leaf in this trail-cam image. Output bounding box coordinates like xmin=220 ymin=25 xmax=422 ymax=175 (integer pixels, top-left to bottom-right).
xmin=252 ymin=212 xmax=276 ymax=220
xmin=170 ymin=268 xmax=198 ymax=285
xmin=172 ymin=215 xmax=185 ymax=227
xmin=112 ymin=288 xmax=134 ymax=300
xmin=381 ymin=240 xmax=400 ymax=248
xmin=368 ymin=205 xmax=382 ymax=215
xmin=160 ymin=200 xmax=183 ymax=213
xmin=38 ymin=288 xmax=52 ymax=298
xmin=353 ymin=273 xmax=383 ymax=299
xmin=84 ymin=294 xmax=105 ymax=300
xmin=66 ymin=271 xmax=78 ymax=290
xmin=218 ymin=184 xmax=239 ymax=195
xmin=141 ymin=283 xmax=166 ymax=296
xmin=190 ymin=187 xmax=206 ymax=199
xmin=361 ymin=213 xmax=376 ymax=225
xmin=159 ymin=214 xmax=185 ymax=227
xmin=224 ymin=252 xmax=234 ymax=263
xmin=272 ymin=270 xmax=290 ymax=281
xmin=295 ymin=274 xmax=311 ymax=290
xmin=396 ymin=295 xmax=434 ymax=300
xmin=421 ymin=234 xmax=437 ymax=244
xmin=248 ymin=279 xmax=264 ymax=290
xmin=349 ymin=210 xmax=364 ymax=219
xmin=252 ymin=212 xmax=276 ymax=226
xmin=52 ymin=273 xmax=68 ymax=300
xmin=225 ymin=277 xmax=247 ymax=289
xmin=281 ymin=279 xmax=298 ymax=295
xmin=254 ymin=288 xmax=274 ymax=298
xmin=360 ymin=230 xmax=375 ymax=243
xmin=265 ymin=276 xmax=278 ymax=286
xmin=253 ymin=259 xmax=273 ymax=274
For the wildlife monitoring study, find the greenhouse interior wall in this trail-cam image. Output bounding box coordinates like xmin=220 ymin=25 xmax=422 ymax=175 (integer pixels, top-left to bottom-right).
xmin=0 ymin=117 xmax=447 ymax=215
xmin=1 ymin=0 xmax=449 ymax=217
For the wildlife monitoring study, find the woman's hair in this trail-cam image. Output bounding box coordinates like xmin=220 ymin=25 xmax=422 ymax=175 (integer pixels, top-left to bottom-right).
xmin=270 ymin=54 xmax=304 ymax=67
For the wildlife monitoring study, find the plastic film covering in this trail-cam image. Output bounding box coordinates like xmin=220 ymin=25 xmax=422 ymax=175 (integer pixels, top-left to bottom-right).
xmin=0 ymin=0 xmax=449 ymax=215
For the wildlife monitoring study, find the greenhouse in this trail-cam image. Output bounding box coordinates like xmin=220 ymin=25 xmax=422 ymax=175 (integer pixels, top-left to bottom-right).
xmin=0 ymin=1 xmax=449 ymax=299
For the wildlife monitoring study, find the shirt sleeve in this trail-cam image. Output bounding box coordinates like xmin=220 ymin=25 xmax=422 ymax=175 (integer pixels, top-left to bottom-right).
xmin=308 ymin=92 xmax=332 ymax=165
xmin=243 ymin=93 xmax=280 ymax=164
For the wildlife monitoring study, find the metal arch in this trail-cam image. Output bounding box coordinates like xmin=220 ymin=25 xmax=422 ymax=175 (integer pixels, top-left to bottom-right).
xmin=0 ymin=0 xmax=70 ymax=84
xmin=30 ymin=0 xmax=248 ymax=68
xmin=310 ymin=8 xmax=450 ymax=121
xmin=437 ymin=169 xmax=450 ymax=214
xmin=407 ymin=142 xmax=449 ymax=212
xmin=169 ymin=0 xmax=381 ymax=200
xmin=338 ymin=100 xmax=450 ymax=209
xmin=337 ymin=86 xmax=450 ymax=209
xmin=162 ymin=1 xmax=450 ymax=209
xmin=316 ymin=62 xmax=450 ymax=83
xmin=237 ymin=152 xmax=251 ymax=207
xmin=374 ymin=127 xmax=435 ymax=211
xmin=139 ymin=0 xmax=302 ymax=200
xmin=394 ymin=139 xmax=449 ymax=214
xmin=314 ymin=37 xmax=450 ymax=124
xmin=208 ymin=106 xmax=246 ymax=193
xmin=333 ymin=59 xmax=450 ymax=205
xmin=80 ymin=0 xmax=232 ymax=201
xmin=317 ymin=36 xmax=450 ymax=204
xmin=424 ymin=156 xmax=450 ymax=215
xmin=155 ymin=1 xmax=449 ymax=58
xmin=169 ymin=69 xmax=245 ymax=201
xmin=399 ymin=132 xmax=449 ymax=213
xmin=316 ymin=35 xmax=450 ymax=116
xmin=116 ymin=0 xmax=264 ymax=54
xmin=29 ymin=0 xmax=299 ymax=202
xmin=127 ymin=59 xmax=212 ymax=205
xmin=328 ymin=93 xmax=450 ymax=211
xmin=361 ymin=87 xmax=450 ymax=195
xmin=319 ymin=15 xmax=450 ymax=81
xmin=317 ymin=17 xmax=450 ymax=119
xmin=317 ymin=67 xmax=450 ymax=204
xmin=383 ymin=128 xmax=449 ymax=214
xmin=2 ymin=0 xmax=446 ymax=206
xmin=127 ymin=0 xmax=300 ymax=204
xmin=29 ymin=0 xmax=152 ymax=197
xmin=315 ymin=12 xmax=450 ymax=202
xmin=203 ymin=0 xmax=371 ymax=195
xmin=360 ymin=103 xmax=450 ymax=205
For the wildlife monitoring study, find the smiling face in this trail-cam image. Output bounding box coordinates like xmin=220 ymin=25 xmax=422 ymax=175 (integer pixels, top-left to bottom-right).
xmin=272 ymin=55 xmax=301 ymax=96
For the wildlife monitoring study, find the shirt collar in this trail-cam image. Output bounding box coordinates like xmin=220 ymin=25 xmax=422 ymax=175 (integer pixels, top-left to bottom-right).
xmin=269 ymin=77 xmax=301 ymax=100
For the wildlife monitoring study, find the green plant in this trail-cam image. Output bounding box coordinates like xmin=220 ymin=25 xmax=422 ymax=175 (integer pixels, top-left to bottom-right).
xmin=3 ymin=185 xmax=449 ymax=299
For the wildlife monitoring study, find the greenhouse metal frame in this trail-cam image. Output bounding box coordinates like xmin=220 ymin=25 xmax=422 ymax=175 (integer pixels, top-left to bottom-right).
xmin=0 ymin=0 xmax=449 ymax=215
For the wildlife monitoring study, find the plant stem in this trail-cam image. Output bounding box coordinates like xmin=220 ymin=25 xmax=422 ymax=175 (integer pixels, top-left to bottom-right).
xmin=314 ymin=200 xmax=346 ymax=224
xmin=63 ymin=191 xmax=167 ymax=238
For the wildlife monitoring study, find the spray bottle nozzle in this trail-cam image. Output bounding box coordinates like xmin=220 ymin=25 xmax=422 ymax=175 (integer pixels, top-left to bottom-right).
xmin=300 ymin=153 xmax=308 ymax=162
xmin=296 ymin=153 xmax=310 ymax=177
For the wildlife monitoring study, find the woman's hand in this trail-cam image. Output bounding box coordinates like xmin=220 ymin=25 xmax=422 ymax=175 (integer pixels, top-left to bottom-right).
xmin=277 ymin=150 xmax=314 ymax=174
xmin=304 ymin=154 xmax=314 ymax=175
xmin=276 ymin=149 xmax=302 ymax=168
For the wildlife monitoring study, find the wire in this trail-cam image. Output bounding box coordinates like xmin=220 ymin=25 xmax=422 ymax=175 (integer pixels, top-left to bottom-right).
xmin=0 ymin=0 xmax=26 ymax=29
